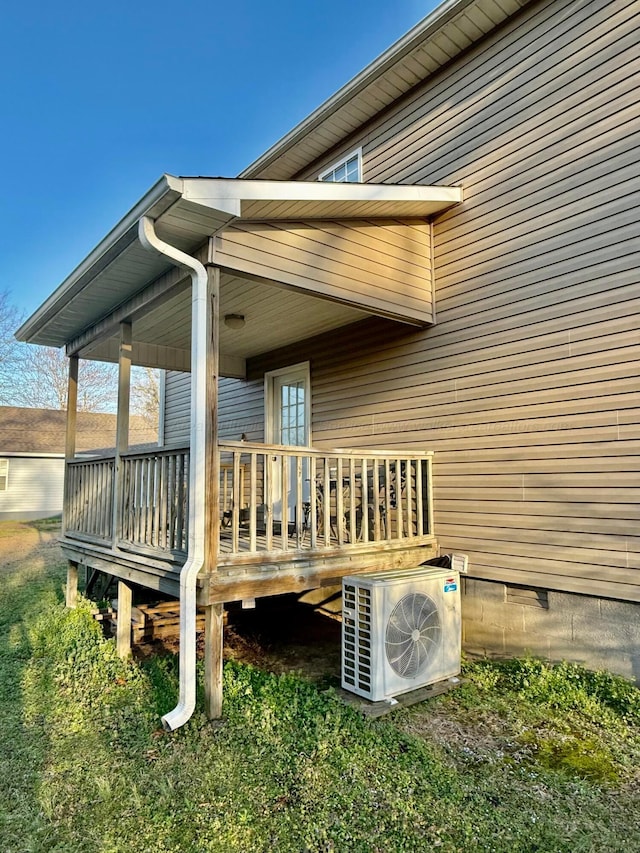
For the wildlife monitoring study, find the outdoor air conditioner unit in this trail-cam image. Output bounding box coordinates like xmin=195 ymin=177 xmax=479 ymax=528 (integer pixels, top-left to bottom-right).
xmin=341 ymin=566 xmax=461 ymax=702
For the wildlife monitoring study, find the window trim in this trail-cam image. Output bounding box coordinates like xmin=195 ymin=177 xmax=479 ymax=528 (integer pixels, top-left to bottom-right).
xmin=0 ymin=459 xmax=8 ymax=492
xmin=318 ymin=147 xmax=363 ymax=183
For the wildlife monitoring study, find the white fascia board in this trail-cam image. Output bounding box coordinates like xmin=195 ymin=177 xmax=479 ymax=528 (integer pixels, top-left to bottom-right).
xmin=182 ymin=177 xmax=462 ymax=210
xmin=16 ymin=174 xmax=184 ymax=343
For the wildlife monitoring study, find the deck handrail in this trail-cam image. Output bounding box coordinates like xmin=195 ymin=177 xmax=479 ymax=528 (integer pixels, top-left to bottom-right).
xmin=221 ymin=440 xmax=434 ymax=457
xmin=64 ymin=441 xmax=434 ymax=561
xmin=218 ymin=440 xmax=434 ymax=556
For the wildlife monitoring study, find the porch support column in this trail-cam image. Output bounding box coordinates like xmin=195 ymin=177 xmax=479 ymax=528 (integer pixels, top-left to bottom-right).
xmin=204 ymin=263 xmax=222 ymax=719
xmin=116 ymin=579 xmax=133 ymax=658
xmin=112 ymin=321 xmax=132 ymax=548
xmin=64 ymin=354 xmax=79 ymax=607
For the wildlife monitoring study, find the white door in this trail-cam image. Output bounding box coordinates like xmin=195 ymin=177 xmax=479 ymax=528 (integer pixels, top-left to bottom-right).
xmin=265 ymin=363 xmax=311 ymax=525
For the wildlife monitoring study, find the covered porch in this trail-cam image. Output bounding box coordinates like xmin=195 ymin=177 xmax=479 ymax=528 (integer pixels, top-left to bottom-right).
xmin=62 ymin=440 xmax=436 ymax=596
xmin=17 ymin=175 xmax=461 ymax=727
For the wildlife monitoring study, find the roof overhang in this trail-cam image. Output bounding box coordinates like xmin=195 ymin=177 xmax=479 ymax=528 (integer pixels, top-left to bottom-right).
xmin=17 ymin=175 xmax=462 ymax=350
xmin=240 ymin=0 xmax=531 ymax=181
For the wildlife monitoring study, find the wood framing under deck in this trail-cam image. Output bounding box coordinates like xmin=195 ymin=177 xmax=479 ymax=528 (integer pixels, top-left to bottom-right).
xmin=61 ymin=535 xmax=437 ymax=605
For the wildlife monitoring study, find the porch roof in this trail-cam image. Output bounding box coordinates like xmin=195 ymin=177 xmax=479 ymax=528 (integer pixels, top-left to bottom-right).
xmin=16 ymin=175 xmax=462 ymax=369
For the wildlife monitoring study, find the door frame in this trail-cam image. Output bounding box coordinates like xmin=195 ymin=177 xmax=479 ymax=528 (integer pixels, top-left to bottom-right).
xmin=264 ymin=362 xmax=311 ymax=528
xmin=264 ymin=361 xmax=311 ymax=448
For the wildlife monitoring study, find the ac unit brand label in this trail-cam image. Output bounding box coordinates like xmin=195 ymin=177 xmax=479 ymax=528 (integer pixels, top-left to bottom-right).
xmin=444 ymin=578 xmax=457 ymax=593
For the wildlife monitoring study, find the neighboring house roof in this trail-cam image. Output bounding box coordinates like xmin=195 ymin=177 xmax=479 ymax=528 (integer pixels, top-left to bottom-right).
xmin=240 ymin=0 xmax=532 ymax=180
xmin=0 ymin=407 xmax=157 ymax=455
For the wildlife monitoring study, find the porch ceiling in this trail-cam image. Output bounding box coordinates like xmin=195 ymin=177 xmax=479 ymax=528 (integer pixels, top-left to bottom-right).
xmin=81 ymin=272 xmax=370 ymax=374
xmin=16 ymin=175 xmax=461 ymax=358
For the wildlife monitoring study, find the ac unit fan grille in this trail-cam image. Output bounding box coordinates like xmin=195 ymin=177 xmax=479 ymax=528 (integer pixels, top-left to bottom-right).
xmin=385 ymin=592 xmax=441 ymax=679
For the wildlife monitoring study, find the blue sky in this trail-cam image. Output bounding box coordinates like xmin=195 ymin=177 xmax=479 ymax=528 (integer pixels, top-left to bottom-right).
xmin=0 ymin=0 xmax=437 ymax=320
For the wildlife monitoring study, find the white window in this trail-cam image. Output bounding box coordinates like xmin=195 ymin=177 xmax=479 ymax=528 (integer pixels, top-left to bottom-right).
xmin=319 ymin=149 xmax=362 ymax=183
xmin=0 ymin=460 xmax=8 ymax=492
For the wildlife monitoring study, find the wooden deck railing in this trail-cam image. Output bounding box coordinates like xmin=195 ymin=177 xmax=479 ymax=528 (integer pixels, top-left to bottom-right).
xmin=64 ymin=442 xmax=434 ymax=561
xmin=218 ymin=441 xmax=434 ymax=556
xmin=119 ymin=448 xmax=190 ymax=554
xmin=65 ymin=455 xmax=115 ymax=542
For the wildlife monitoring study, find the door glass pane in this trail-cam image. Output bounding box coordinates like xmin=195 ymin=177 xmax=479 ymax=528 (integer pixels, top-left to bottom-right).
xmin=279 ymin=379 xmax=305 ymax=446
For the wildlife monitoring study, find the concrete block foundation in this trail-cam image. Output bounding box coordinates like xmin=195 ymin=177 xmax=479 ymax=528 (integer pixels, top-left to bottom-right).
xmin=461 ymin=577 xmax=640 ymax=683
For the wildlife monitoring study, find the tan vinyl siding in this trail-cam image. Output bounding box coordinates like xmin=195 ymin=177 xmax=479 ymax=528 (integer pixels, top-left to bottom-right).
xmin=163 ymin=371 xmax=264 ymax=447
xmin=251 ymin=0 xmax=640 ymax=601
xmin=218 ymin=378 xmax=264 ymax=443
xmin=214 ymin=219 xmax=434 ymax=325
xmin=163 ymin=371 xmax=191 ymax=446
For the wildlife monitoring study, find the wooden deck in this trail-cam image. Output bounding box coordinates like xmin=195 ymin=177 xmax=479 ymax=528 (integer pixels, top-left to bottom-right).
xmin=62 ymin=441 xmax=437 ymax=605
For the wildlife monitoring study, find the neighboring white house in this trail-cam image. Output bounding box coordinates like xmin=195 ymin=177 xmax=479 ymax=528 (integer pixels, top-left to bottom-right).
xmin=0 ymin=407 xmax=156 ymax=521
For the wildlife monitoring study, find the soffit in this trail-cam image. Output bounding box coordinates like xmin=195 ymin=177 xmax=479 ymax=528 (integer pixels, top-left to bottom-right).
xmin=17 ymin=177 xmax=460 ymax=349
xmin=82 ymin=273 xmax=370 ymax=367
xmin=240 ymin=0 xmax=532 ymax=181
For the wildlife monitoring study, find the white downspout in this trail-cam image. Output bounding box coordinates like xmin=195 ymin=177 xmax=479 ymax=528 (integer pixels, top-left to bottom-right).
xmin=138 ymin=215 xmax=209 ymax=731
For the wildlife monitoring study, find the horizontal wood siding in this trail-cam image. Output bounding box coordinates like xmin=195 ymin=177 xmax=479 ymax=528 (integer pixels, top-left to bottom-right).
xmin=0 ymin=457 xmax=64 ymax=519
xmin=267 ymin=0 xmax=640 ymax=601
xmin=214 ymin=219 xmax=434 ymax=325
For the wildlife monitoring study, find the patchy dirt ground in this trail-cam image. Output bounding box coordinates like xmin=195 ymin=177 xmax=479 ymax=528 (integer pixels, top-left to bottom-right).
xmin=0 ymin=517 xmax=63 ymax=572
xmin=142 ymin=597 xmax=342 ymax=685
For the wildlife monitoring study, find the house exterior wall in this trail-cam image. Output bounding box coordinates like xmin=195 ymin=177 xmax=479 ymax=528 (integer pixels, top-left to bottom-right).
xmin=289 ymin=0 xmax=639 ymax=602
xmin=0 ymin=456 xmax=65 ymax=520
xmin=162 ymin=371 xmax=191 ymax=446
xmin=163 ymin=372 xmax=264 ymax=447
xmin=214 ymin=219 xmax=435 ymax=325
xmin=163 ymin=0 xmax=640 ymax=671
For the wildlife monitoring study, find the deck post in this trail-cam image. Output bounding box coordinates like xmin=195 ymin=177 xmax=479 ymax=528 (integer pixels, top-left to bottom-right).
xmin=64 ymin=355 xmax=80 ymax=605
xmin=112 ymin=322 xmax=132 ymax=546
xmin=65 ymin=561 xmax=79 ymax=608
xmin=116 ymin=579 xmax=133 ymax=658
xmin=204 ymin=261 xmax=222 ymax=717
xmin=62 ymin=354 xmax=79 ymax=539
xmin=204 ymin=603 xmax=224 ymax=718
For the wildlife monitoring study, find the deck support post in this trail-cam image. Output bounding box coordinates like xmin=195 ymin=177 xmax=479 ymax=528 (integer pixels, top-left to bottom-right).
xmin=204 ymin=261 xmax=222 ymax=718
xmin=62 ymin=354 xmax=79 ymax=538
xmin=112 ymin=322 xmax=132 ymax=546
xmin=65 ymin=561 xmax=79 ymax=608
xmin=116 ymin=579 xmax=133 ymax=658
xmin=205 ymin=262 xmax=220 ymax=574
xmin=204 ymin=602 xmax=224 ymax=719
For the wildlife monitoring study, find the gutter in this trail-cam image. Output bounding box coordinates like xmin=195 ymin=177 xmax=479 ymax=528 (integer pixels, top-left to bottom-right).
xmin=138 ymin=215 xmax=208 ymax=731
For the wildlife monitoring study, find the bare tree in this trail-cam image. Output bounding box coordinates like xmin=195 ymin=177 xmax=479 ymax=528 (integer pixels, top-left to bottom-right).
xmin=7 ymin=343 xmax=118 ymax=412
xmin=131 ymin=366 xmax=160 ymax=429
xmin=0 ymin=290 xmax=25 ymax=405
xmin=1 ymin=290 xmax=161 ymax=420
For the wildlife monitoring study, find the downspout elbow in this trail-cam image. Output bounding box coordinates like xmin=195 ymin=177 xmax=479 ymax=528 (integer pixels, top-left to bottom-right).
xmin=138 ymin=215 xmax=209 ymax=731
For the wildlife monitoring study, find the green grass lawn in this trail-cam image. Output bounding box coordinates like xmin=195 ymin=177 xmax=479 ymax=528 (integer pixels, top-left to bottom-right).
xmin=1 ymin=520 xmax=639 ymax=853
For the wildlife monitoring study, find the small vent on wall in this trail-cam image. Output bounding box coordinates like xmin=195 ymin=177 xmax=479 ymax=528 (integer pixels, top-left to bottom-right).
xmin=506 ymin=584 xmax=549 ymax=609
